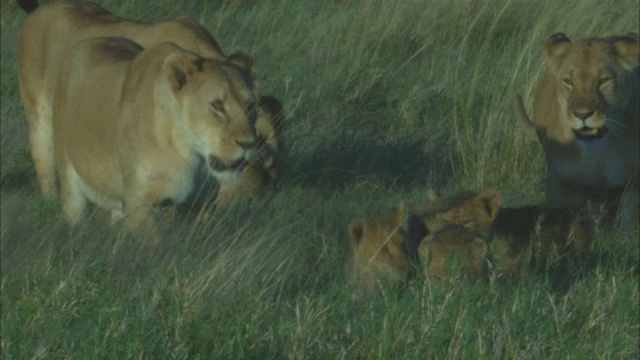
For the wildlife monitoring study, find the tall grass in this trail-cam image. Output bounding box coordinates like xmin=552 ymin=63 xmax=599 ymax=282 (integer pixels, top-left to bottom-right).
xmin=2 ymin=0 xmax=639 ymax=358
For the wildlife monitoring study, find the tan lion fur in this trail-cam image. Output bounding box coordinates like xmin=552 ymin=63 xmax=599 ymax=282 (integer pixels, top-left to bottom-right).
xmin=52 ymin=36 xmax=258 ymax=242
xmin=346 ymin=189 xmax=502 ymax=297
xmin=418 ymin=225 xmax=491 ymax=281
xmin=17 ymin=0 xmax=280 ymax=204
xmin=515 ymin=33 xmax=639 ymax=233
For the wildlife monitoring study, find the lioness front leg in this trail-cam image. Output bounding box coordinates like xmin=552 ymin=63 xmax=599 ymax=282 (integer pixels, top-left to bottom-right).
xmin=122 ymin=202 xmax=160 ymax=244
xmin=546 ymin=169 xmax=585 ymax=208
xmin=57 ymin=160 xmax=87 ymax=226
xmin=618 ymin=185 xmax=640 ymax=235
xmin=122 ymin=182 xmax=163 ymax=243
xmin=27 ymin=102 xmax=57 ymax=199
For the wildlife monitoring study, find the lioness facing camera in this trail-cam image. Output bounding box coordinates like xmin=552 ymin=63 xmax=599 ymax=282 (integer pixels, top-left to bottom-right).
xmin=53 ymin=37 xmax=258 ymax=241
xmin=515 ymin=33 xmax=639 ymax=233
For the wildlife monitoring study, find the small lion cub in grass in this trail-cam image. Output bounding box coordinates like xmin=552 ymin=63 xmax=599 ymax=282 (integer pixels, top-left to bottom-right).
xmin=491 ymin=206 xmax=592 ymax=280
xmin=346 ymin=188 xmax=502 ymax=297
xmin=418 ymin=224 xmax=492 ymax=281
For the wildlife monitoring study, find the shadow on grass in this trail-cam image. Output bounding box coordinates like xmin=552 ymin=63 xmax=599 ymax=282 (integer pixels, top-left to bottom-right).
xmin=280 ymin=132 xmax=456 ymax=191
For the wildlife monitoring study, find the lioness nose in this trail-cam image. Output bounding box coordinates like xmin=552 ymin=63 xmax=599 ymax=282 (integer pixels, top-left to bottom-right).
xmin=572 ymin=110 xmax=595 ymax=120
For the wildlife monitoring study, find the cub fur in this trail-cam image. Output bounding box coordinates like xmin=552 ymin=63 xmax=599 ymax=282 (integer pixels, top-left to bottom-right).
xmin=515 ymin=33 xmax=639 ymax=233
xmin=16 ymin=0 xmax=280 ymax=204
xmin=418 ymin=225 xmax=491 ymax=281
xmin=215 ymin=95 xmax=284 ymax=205
xmin=53 ymin=37 xmax=258 ymax=241
xmin=346 ymin=189 xmax=502 ymax=297
xmin=492 ymin=206 xmax=592 ymax=279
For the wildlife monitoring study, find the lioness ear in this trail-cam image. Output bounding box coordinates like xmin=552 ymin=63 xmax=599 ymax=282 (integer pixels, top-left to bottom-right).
xmin=614 ymin=33 xmax=640 ymax=71
xmin=228 ymin=51 xmax=256 ymax=78
xmin=476 ymin=189 xmax=502 ymax=220
xmin=348 ymin=223 xmax=364 ymax=249
xmin=544 ymin=32 xmax=572 ymax=59
xmin=164 ymin=53 xmax=201 ymax=94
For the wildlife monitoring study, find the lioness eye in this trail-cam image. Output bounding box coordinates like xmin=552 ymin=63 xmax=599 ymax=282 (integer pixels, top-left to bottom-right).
xmin=562 ymin=78 xmax=573 ymax=87
xmin=210 ymin=100 xmax=225 ymax=114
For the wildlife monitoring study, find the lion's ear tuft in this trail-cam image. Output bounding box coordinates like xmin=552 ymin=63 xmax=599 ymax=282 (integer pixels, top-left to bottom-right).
xmin=544 ymin=33 xmax=572 ymax=59
xmin=163 ymin=53 xmax=200 ymax=94
xmin=614 ymin=33 xmax=640 ymax=71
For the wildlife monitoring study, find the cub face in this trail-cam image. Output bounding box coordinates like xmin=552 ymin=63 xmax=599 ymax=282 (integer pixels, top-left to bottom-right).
xmin=419 ymin=225 xmax=491 ymax=281
xmin=346 ymin=207 xmax=420 ymax=298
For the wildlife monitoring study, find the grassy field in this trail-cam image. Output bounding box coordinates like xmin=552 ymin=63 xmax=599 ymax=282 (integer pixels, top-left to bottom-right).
xmin=1 ymin=0 xmax=639 ymax=358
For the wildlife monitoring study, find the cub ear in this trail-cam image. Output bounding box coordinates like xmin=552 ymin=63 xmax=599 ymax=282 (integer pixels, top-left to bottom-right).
xmin=228 ymin=51 xmax=256 ymax=78
xmin=476 ymin=189 xmax=502 ymax=220
xmin=614 ymin=33 xmax=640 ymax=71
xmin=348 ymin=223 xmax=364 ymax=249
xmin=544 ymin=32 xmax=572 ymax=59
xmin=470 ymin=238 xmax=489 ymax=258
xmin=427 ymin=188 xmax=443 ymax=201
xmin=258 ymin=95 xmax=285 ymax=133
xmin=163 ymin=53 xmax=201 ymax=94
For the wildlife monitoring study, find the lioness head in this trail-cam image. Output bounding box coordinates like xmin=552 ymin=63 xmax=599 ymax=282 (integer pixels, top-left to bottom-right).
xmin=161 ymin=48 xmax=259 ymax=181
xmin=543 ymin=32 xmax=640 ymax=141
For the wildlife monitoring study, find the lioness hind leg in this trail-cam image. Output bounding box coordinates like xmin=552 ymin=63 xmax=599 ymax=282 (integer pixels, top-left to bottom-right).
xmin=27 ymin=101 xmax=57 ymax=199
xmin=57 ymin=161 xmax=87 ymax=226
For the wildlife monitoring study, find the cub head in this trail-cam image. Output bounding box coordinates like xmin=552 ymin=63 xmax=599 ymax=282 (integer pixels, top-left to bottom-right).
xmin=346 ymin=207 xmax=424 ymax=298
xmin=418 ymin=225 xmax=491 ymax=280
xmin=543 ymin=32 xmax=640 ymax=141
xmin=426 ymin=189 xmax=502 ymax=239
xmin=162 ymin=49 xmax=259 ymax=182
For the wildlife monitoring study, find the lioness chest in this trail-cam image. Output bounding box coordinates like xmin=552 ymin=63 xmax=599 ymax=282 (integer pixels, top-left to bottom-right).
xmin=550 ymin=136 xmax=639 ymax=189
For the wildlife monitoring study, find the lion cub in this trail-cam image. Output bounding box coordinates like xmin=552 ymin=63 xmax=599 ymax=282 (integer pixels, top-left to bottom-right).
xmin=492 ymin=206 xmax=592 ymax=279
xmin=346 ymin=189 xmax=502 ymax=297
xmin=418 ymin=225 xmax=491 ymax=280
